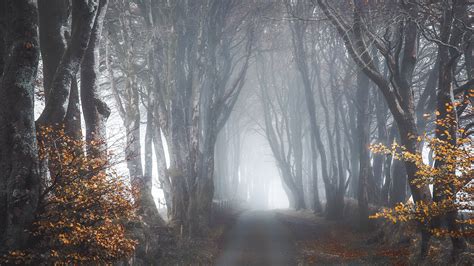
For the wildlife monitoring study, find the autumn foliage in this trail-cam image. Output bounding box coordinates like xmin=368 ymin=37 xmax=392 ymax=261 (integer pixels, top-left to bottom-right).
xmin=370 ymin=109 xmax=473 ymax=239
xmin=2 ymin=126 xmax=138 ymax=264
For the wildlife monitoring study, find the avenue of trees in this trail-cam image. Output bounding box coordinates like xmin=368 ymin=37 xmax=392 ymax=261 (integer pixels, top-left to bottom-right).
xmin=0 ymin=0 xmax=472 ymax=264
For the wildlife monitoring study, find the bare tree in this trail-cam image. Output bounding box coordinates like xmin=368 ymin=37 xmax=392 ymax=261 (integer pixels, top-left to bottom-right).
xmin=315 ymin=0 xmax=473 ymax=257
xmin=315 ymin=0 xmax=434 ymax=255
xmin=257 ymin=51 xmax=306 ymax=210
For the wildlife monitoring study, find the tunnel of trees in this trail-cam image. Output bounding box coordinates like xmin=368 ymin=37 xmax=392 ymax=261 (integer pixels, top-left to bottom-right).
xmin=0 ymin=0 xmax=472 ymax=264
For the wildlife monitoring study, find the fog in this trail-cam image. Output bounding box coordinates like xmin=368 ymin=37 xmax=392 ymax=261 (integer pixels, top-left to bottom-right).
xmin=233 ymin=130 xmax=289 ymax=210
xmin=6 ymin=0 xmax=471 ymax=264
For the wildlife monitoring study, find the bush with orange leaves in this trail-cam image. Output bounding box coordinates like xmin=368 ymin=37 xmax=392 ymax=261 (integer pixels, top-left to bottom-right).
xmin=370 ymin=110 xmax=473 ymax=239
xmin=2 ymin=126 xmax=138 ymax=264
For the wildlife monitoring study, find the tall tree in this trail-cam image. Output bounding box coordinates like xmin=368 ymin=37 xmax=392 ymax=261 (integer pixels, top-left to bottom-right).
xmin=287 ymin=0 xmax=330 ymax=214
xmin=355 ymin=70 xmax=370 ymax=229
xmin=38 ymin=1 xmax=84 ymax=141
xmin=431 ymin=0 xmax=469 ymax=257
xmin=316 ymin=0 xmax=433 ymax=255
xmin=0 ymin=0 xmax=41 ymax=251
xmin=37 ymin=0 xmax=70 ymax=103
xmin=81 ymin=0 xmax=110 ymax=158
xmin=36 ymin=0 xmax=99 ymax=128
xmin=257 ymin=52 xmax=306 ymax=210
xmin=106 ymin=0 xmax=163 ymax=227
xmin=150 ymin=0 xmax=255 ymax=234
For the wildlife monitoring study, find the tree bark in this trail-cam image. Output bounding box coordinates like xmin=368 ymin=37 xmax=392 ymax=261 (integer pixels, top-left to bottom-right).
xmin=356 ymin=70 xmax=370 ymax=229
xmin=64 ymin=76 xmax=83 ymax=141
xmin=432 ymin=1 xmax=467 ymax=256
xmin=151 ymin=113 xmax=172 ymax=216
xmin=390 ymin=156 xmax=407 ymax=207
xmin=0 ymin=10 xmax=5 ymax=78
xmin=373 ymin=89 xmax=388 ymax=202
xmin=37 ymin=0 xmax=99 ymax=127
xmin=0 ymin=0 xmax=41 ymax=251
xmin=140 ymin=104 xmax=164 ymax=225
xmin=37 ymin=0 xmax=69 ymax=103
xmin=81 ymin=0 xmax=110 ymax=158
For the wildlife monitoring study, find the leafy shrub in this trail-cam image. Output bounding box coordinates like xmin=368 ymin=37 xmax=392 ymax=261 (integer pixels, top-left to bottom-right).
xmin=370 ymin=111 xmax=473 ymax=239
xmin=2 ymin=127 xmax=138 ymax=264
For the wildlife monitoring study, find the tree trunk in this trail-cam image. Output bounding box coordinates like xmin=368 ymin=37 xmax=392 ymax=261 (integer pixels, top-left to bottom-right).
xmin=0 ymin=0 xmax=41 ymax=251
xmin=330 ymin=71 xmax=347 ymax=217
xmin=298 ymin=50 xmax=332 ymax=217
xmin=432 ymin=1 xmax=467 ymax=256
xmin=124 ymin=81 xmax=143 ymax=185
xmin=396 ymin=118 xmax=432 ymax=258
xmin=192 ymin=93 xmax=218 ymax=232
xmin=373 ymin=89 xmax=388 ymax=202
xmin=168 ymin=97 xmax=191 ymax=230
xmin=152 ymin=118 xmax=172 ymax=216
xmin=290 ymin=91 xmax=306 ymax=210
xmin=381 ymin=125 xmax=396 ymax=205
xmin=325 ymin=186 xmax=344 ymax=219
xmin=37 ymin=0 xmax=69 ymax=103
xmin=380 ymin=154 xmax=392 ymax=206
xmin=0 ymin=16 xmax=5 ymax=77
xmin=389 ymin=158 xmax=407 ymax=207
xmin=348 ymin=107 xmax=359 ymax=198
xmin=311 ymin=144 xmax=322 ymax=212
xmin=64 ymin=76 xmax=83 ymax=141
xmin=140 ymin=104 xmax=164 ymax=225
xmin=37 ymin=0 xmax=99 ymax=127
xmin=280 ymin=166 xmax=305 ymax=210
xmin=81 ymin=0 xmax=110 ymax=158
xmin=356 ymin=70 xmax=370 ymax=229
xmin=194 ymin=144 xmax=216 ymax=232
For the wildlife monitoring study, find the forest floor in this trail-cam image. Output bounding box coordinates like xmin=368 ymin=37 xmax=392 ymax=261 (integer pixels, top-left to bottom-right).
xmin=215 ymin=209 xmax=411 ymax=265
xmin=276 ymin=210 xmax=410 ymax=265
xmin=156 ymin=207 xmax=242 ymax=265
xmin=157 ymin=207 xmax=472 ymax=265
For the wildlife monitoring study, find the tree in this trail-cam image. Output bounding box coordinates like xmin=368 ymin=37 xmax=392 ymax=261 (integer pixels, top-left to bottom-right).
xmin=147 ymin=0 xmax=256 ymax=235
xmin=36 ymin=0 xmax=101 ymax=184
xmin=37 ymin=0 xmax=69 ymax=103
xmin=370 ymin=109 xmax=472 ymax=259
xmin=36 ymin=0 xmax=99 ymax=128
xmin=287 ymin=0 xmax=363 ymax=218
xmin=81 ymin=0 xmax=110 ymax=159
xmin=106 ymin=0 xmax=161 ymax=226
xmin=257 ymin=51 xmax=307 ymax=210
xmin=287 ymin=0 xmax=325 ymax=213
xmin=0 ymin=0 xmax=41 ymax=251
xmin=315 ymin=0 xmax=434 ymax=255
xmin=356 ymin=69 xmax=371 ymax=229
xmin=430 ymin=0 xmax=470 ymax=256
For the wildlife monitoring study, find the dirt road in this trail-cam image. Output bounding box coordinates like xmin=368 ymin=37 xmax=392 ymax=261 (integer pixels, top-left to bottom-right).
xmin=215 ymin=211 xmax=296 ymax=266
xmin=215 ymin=209 xmax=413 ymax=265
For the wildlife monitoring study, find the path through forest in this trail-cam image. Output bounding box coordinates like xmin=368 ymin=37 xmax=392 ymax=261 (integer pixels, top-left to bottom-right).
xmin=216 ymin=209 xmax=410 ymax=265
xmin=216 ymin=211 xmax=296 ymax=266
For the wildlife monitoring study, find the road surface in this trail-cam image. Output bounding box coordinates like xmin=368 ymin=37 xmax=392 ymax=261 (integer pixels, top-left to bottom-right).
xmin=215 ymin=211 xmax=296 ymax=266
